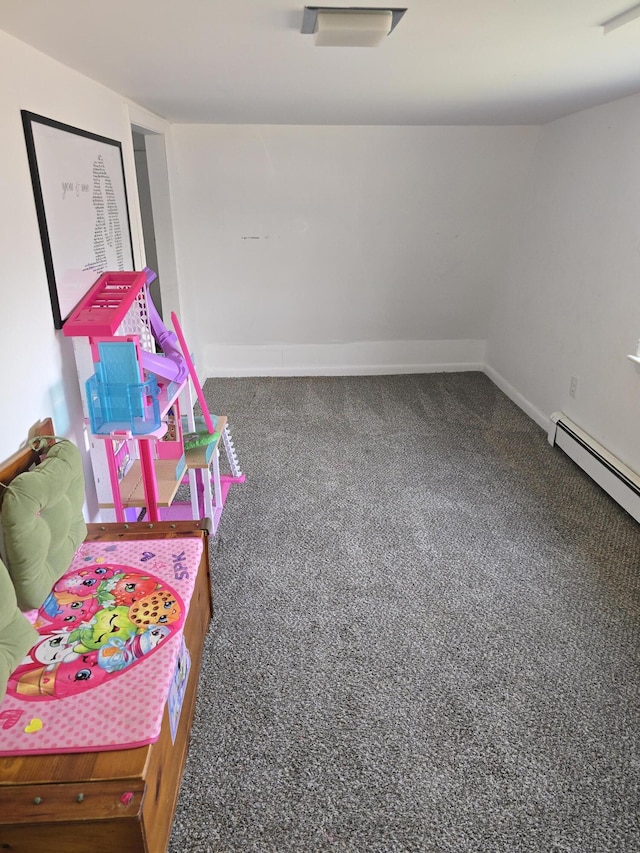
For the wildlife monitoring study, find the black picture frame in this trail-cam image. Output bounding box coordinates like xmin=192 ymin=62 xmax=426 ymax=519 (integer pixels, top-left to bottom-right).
xmin=21 ymin=111 xmax=135 ymax=329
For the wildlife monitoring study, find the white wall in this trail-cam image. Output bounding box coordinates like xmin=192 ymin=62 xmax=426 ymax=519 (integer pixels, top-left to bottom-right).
xmin=169 ymin=124 xmax=538 ymax=376
xmin=0 ymin=31 xmax=157 ymax=517
xmin=5 ymin=21 xmax=640 ymax=496
xmin=487 ymin=92 xmax=640 ymax=473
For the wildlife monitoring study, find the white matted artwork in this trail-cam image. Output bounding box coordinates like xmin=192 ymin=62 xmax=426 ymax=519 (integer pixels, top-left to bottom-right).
xmin=21 ymin=111 xmax=134 ymax=329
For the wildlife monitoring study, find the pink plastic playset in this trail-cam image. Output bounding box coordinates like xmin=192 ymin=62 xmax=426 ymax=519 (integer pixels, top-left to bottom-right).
xmin=63 ymin=268 xmax=244 ymax=529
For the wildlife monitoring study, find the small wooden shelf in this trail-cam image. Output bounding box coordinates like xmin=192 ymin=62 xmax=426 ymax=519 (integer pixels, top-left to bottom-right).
xmin=99 ymin=459 xmax=184 ymax=509
xmin=184 ymin=416 xmax=227 ymax=470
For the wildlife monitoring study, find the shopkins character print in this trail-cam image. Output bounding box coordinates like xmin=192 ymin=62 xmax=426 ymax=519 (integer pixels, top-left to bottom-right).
xmin=98 ymin=625 xmax=171 ymax=673
xmin=53 ymin=565 xmax=116 ymax=597
xmin=38 ymin=591 xmax=101 ymax=631
xmin=7 ymin=565 xmax=184 ymax=702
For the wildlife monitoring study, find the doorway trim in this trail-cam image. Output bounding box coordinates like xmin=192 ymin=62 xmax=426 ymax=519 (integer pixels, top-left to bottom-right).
xmin=124 ymin=103 xmax=183 ymax=324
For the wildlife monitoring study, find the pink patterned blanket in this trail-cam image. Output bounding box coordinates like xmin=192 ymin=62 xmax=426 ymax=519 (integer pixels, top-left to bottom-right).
xmin=0 ymin=535 xmax=203 ymax=755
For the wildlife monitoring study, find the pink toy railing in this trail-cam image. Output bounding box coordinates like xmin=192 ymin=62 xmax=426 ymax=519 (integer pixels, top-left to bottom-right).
xmin=62 ymin=271 xmax=147 ymax=338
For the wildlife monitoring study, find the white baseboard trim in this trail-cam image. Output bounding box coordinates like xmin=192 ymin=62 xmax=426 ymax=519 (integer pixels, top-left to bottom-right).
xmin=203 ymin=342 xmax=553 ymax=434
xmin=204 ymin=339 xmax=487 ymax=378
xmin=202 ymin=342 xmax=552 ymax=433
xmin=483 ymin=364 xmax=549 ymax=432
xmin=208 ymin=362 xmax=487 ymax=377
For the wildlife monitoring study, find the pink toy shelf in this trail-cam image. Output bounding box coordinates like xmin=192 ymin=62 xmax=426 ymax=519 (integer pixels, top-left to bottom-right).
xmin=63 ymin=269 xmax=244 ymax=530
xmin=63 ymin=271 xmax=147 ymax=338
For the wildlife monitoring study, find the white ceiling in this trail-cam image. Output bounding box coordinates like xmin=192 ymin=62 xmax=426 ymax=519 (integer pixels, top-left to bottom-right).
xmin=2 ymin=0 xmax=640 ymax=125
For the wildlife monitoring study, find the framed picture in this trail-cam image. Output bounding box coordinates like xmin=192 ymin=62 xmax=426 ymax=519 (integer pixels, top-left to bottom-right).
xmin=21 ymin=111 xmax=135 ymax=329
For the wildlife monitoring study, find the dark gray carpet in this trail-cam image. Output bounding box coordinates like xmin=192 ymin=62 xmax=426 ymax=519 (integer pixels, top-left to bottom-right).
xmin=168 ymin=373 xmax=640 ymax=853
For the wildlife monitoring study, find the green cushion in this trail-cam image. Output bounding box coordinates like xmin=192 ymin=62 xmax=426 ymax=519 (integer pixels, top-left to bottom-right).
xmin=0 ymin=556 xmax=38 ymax=700
xmin=1 ymin=440 xmax=87 ymax=611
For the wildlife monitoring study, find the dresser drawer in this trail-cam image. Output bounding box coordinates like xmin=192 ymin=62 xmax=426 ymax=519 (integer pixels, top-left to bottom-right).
xmin=0 ymin=778 xmax=144 ymax=823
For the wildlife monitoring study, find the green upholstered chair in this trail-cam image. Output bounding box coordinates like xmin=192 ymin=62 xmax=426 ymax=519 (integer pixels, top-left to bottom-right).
xmin=0 ymin=556 xmax=38 ymax=700
xmin=1 ymin=440 xmax=87 ymax=612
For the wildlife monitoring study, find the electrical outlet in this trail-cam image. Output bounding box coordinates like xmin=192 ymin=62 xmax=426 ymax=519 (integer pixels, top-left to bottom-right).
xmin=569 ymin=375 xmax=578 ymax=398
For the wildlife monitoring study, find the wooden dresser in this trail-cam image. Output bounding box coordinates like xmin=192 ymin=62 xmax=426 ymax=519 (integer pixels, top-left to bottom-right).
xmin=0 ymin=520 xmax=212 ymax=853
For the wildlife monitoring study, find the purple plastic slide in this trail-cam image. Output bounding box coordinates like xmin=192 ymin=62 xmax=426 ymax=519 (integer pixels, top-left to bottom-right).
xmin=140 ymin=269 xmax=189 ymax=383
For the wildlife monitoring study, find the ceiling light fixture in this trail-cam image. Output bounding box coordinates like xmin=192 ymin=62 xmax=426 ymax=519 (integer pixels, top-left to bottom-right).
xmin=301 ymin=6 xmax=407 ymax=47
xmin=602 ymin=2 xmax=640 ymax=34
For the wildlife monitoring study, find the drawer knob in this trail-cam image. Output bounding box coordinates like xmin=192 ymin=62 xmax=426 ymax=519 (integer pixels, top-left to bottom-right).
xmin=33 ymin=797 xmax=43 ymax=805
xmin=76 ymin=793 xmax=84 ymax=803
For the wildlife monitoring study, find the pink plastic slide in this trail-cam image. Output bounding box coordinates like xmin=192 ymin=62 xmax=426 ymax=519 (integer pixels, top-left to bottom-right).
xmin=140 ymin=269 xmax=189 ymax=383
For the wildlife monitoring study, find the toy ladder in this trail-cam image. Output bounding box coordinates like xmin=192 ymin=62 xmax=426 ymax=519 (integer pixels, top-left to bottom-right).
xmin=172 ymin=312 xmax=245 ymax=531
xmin=221 ymin=423 xmax=242 ymax=479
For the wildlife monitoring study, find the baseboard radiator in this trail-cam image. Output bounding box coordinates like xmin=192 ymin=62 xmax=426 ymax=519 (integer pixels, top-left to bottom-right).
xmin=548 ymin=412 xmax=640 ymax=524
